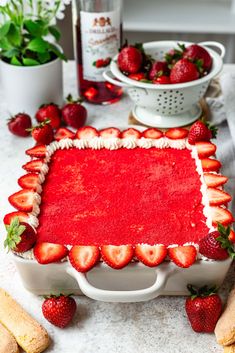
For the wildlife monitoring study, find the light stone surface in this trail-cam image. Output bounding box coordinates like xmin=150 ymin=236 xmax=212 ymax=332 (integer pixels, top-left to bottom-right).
xmin=0 ymin=61 xmax=234 ymax=353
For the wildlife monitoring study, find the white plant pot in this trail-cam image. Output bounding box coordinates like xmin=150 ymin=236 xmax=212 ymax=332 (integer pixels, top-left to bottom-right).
xmin=0 ymin=58 xmax=63 ymax=116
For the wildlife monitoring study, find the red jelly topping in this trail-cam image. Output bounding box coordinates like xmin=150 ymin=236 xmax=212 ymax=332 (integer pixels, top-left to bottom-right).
xmin=37 ymin=147 xmax=209 ymax=246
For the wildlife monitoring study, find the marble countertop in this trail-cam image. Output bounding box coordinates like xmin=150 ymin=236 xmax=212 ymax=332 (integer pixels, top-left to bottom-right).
xmin=0 ymin=61 xmax=234 ymax=353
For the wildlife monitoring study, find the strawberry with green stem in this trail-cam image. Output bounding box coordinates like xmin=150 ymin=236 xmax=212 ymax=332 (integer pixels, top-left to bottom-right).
xmin=4 ymin=217 xmax=36 ymax=253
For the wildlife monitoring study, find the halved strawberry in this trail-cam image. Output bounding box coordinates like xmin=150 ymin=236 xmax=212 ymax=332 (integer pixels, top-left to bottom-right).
xmin=207 ymin=187 xmax=231 ymax=206
xmin=121 ymin=128 xmax=142 ymax=139
xmin=165 ymin=128 xmax=188 ymax=140
xmin=75 ymin=126 xmax=99 ymax=139
xmin=99 ymin=127 xmax=121 ymax=138
xmin=34 ymin=242 xmax=68 ymax=264
xmin=203 ymin=173 xmax=228 ymax=188
xmin=8 ymin=189 xmax=35 ymax=212
xmin=195 ymin=141 xmax=216 ymax=159
xmin=101 ymin=245 xmax=134 ymax=269
xmin=143 ymin=128 xmax=163 ymax=139
xmin=26 ymin=145 xmax=46 ymax=158
xmin=168 ymin=245 xmax=197 ymax=268
xmin=22 ymin=159 xmax=43 ymax=173
xmin=229 ymin=229 xmax=235 ymax=243
xmin=201 ymin=158 xmax=221 ymax=172
xmin=55 ymin=127 xmax=75 ymax=141
xmin=18 ymin=173 xmax=39 ymax=191
xmin=211 ymin=207 xmax=234 ymax=226
xmin=135 ymin=244 xmax=167 ymax=267
xmin=69 ymin=245 xmax=100 ymax=272
xmin=3 ymin=211 xmax=29 ymax=225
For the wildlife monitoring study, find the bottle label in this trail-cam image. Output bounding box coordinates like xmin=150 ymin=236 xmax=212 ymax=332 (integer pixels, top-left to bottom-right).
xmin=80 ymin=10 xmax=121 ymax=82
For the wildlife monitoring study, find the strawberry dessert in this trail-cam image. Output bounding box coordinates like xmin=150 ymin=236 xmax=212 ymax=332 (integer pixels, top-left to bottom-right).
xmin=4 ymin=122 xmax=234 ymax=273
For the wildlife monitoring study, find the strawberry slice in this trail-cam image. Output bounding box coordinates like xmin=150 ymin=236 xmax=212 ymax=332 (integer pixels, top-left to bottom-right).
xmin=55 ymin=127 xmax=75 ymax=141
xmin=203 ymin=173 xmax=228 ymax=188
xmin=8 ymin=189 xmax=35 ymax=212
xmin=165 ymin=128 xmax=188 ymax=140
xmin=229 ymin=229 xmax=235 ymax=243
xmin=3 ymin=211 xmax=29 ymax=225
xmin=207 ymin=187 xmax=231 ymax=206
xmin=195 ymin=141 xmax=216 ymax=159
xmin=211 ymin=206 xmax=234 ymax=226
xmin=143 ymin=128 xmax=163 ymax=139
xmin=168 ymin=245 xmax=197 ymax=268
xmin=34 ymin=242 xmax=68 ymax=264
xmin=26 ymin=145 xmax=47 ymax=158
xmin=22 ymin=159 xmax=43 ymax=173
xmin=201 ymin=158 xmax=221 ymax=172
xmin=101 ymin=245 xmax=134 ymax=269
xmin=18 ymin=173 xmax=39 ymax=191
xmin=69 ymin=245 xmax=100 ymax=272
xmin=75 ymin=126 xmax=99 ymax=139
xmin=135 ymin=244 xmax=167 ymax=267
xmin=99 ymin=127 xmax=121 ymax=138
xmin=121 ymin=128 xmax=142 ymax=139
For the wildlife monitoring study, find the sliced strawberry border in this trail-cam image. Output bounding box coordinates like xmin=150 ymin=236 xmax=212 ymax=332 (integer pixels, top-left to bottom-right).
xmin=5 ymin=127 xmax=234 ymax=270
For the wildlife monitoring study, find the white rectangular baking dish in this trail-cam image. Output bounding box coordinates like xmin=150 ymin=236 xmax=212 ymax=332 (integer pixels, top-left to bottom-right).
xmin=14 ymin=255 xmax=232 ymax=302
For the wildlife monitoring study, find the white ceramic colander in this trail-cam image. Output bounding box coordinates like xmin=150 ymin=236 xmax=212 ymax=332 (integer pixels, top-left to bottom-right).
xmin=104 ymin=41 xmax=225 ymax=128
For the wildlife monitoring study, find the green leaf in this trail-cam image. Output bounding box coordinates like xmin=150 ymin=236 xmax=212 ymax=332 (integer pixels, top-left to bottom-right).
xmin=0 ymin=38 xmax=13 ymax=51
xmin=24 ymin=19 xmax=44 ymax=38
xmin=48 ymin=25 xmax=61 ymax=41
xmin=22 ymin=57 xmax=40 ymax=66
xmin=37 ymin=51 xmax=50 ymax=64
xmin=4 ymin=48 xmax=20 ymax=58
xmin=27 ymin=38 xmax=48 ymax=53
xmin=0 ymin=21 xmax=11 ymax=39
xmin=11 ymin=56 xmax=22 ymax=66
xmin=7 ymin=23 xmax=22 ymax=47
xmin=49 ymin=43 xmax=67 ymax=61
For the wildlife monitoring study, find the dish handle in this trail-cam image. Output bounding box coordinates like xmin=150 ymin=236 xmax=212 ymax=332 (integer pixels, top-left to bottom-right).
xmin=103 ymin=69 xmax=131 ymax=88
xmin=198 ymin=41 xmax=226 ymax=59
xmin=67 ymin=263 xmax=177 ymax=302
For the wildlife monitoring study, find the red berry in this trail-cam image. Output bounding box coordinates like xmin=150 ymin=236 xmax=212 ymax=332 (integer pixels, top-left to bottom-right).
xmin=31 ymin=120 xmax=54 ymax=145
xmin=170 ymin=59 xmax=199 ymax=84
xmin=4 ymin=217 xmax=36 ymax=253
xmin=62 ymin=96 xmax=87 ymax=129
xmin=35 ymin=104 xmax=61 ymax=130
xmin=118 ymin=46 xmax=143 ymax=74
xmin=168 ymin=245 xmax=197 ymax=268
xmin=185 ymin=285 xmax=222 ymax=333
xmin=152 ymin=76 xmax=171 ymax=84
xmin=135 ymin=244 xmax=167 ymax=267
xmin=69 ymin=245 xmax=100 ymax=272
xmin=34 ymin=243 xmax=68 ymax=264
xmin=101 ymin=245 xmax=134 ymax=269
xmin=183 ymin=44 xmax=212 ymax=72
xmin=149 ymin=61 xmax=169 ymax=80
xmin=42 ymin=295 xmax=77 ymax=328
xmin=128 ymin=72 xmax=146 ymax=81
xmin=188 ymin=120 xmax=216 ymax=145
xmin=9 ymin=189 xmax=35 ymax=212
xmin=3 ymin=211 xmax=29 ymax=225
xmin=7 ymin=113 xmax=32 ymax=137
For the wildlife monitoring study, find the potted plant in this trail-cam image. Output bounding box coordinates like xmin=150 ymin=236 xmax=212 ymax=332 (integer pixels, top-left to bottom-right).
xmin=0 ymin=0 xmax=70 ymax=116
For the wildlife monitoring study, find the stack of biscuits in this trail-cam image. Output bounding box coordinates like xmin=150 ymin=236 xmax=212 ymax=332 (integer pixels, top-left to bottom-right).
xmin=215 ymin=288 xmax=235 ymax=352
xmin=0 ymin=288 xmax=50 ymax=353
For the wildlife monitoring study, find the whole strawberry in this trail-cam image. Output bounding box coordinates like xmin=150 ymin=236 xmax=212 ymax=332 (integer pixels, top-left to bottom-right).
xmin=199 ymin=223 xmax=235 ymax=260
xmin=118 ymin=45 xmax=143 ymax=74
xmin=42 ymin=295 xmax=77 ymax=328
xmin=62 ymin=95 xmax=87 ymax=129
xmin=185 ymin=284 xmax=222 ymax=333
xmin=149 ymin=61 xmax=169 ymax=80
xmin=188 ymin=119 xmax=217 ymax=145
xmin=29 ymin=119 xmax=54 ymax=145
xmin=170 ymin=58 xmax=199 ymax=84
xmin=4 ymin=217 xmax=36 ymax=253
xmin=36 ymin=104 xmax=61 ymax=130
xmin=183 ymin=44 xmax=212 ymax=72
xmin=8 ymin=113 xmax=32 ymax=137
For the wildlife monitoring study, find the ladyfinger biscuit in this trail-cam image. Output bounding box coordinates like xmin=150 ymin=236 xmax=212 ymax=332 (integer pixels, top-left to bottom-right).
xmin=224 ymin=344 xmax=235 ymax=353
xmin=0 ymin=288 xmax=50 ymax=353
xmin=0 ymin=323 xmax=19 ymax=353
xmin=215 ymin=288 xmax=235 ymax=346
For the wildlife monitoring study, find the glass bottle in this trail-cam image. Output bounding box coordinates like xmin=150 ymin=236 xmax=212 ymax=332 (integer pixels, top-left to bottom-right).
xmin=72 ymin=0 xmax=123 ymax=104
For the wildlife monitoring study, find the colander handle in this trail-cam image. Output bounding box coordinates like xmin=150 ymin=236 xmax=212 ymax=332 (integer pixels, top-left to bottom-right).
xmin=199 ymin=41 xmax=226 ymax=59
xmin=103 ymin=69 xmax=131 ymax=88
